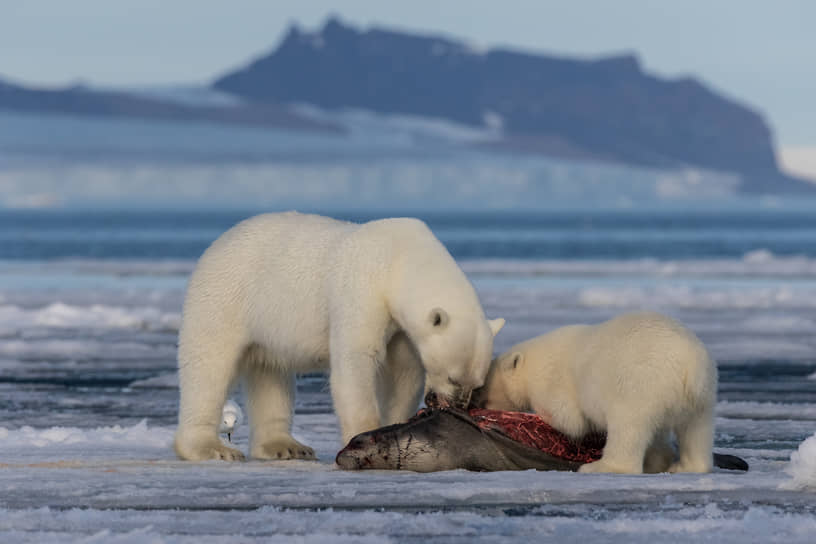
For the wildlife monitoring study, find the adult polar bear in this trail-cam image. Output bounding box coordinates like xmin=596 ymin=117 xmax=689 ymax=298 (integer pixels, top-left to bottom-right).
xmin=474 ymin=312 xmax=716 ymax=474
xmin=174 ymin=212 xmax=504 ymax=461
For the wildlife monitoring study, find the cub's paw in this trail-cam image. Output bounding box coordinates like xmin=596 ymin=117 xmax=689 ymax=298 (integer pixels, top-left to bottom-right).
xmin=578 ymin=459 xmax=641 ymax=474
xmin=251 ymin=436 xmax=316 ymax=461
xmin=668 ymin=460 xmax=711 ymax=473
xmin=175 ymin=438 xmax=245 ymax=462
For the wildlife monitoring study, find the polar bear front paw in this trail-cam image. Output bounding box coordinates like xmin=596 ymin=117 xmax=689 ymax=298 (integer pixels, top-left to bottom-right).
xmin=251 ymin=436 xmax=316 ymax=461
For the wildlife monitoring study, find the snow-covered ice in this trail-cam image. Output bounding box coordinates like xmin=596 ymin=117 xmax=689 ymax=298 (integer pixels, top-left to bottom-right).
xmin=1 ymin=253 xmax=815 ymax=542
xmin=0 ymin=414 xmax=814 ymax=543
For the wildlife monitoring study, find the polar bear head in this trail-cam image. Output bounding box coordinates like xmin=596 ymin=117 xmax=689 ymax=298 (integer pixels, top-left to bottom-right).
xmin=408 ymin=309 xmax=505 ymax=405
xmin=470 ymin=349 xmax=528 ymax=411
xmin=383 ymin=217 xmax=505 ymax=405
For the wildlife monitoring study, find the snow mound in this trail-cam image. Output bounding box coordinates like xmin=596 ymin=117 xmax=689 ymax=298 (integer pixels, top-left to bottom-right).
xmin=0 ymin=420 xmax=173 ymax=450
xmin=782 ymin=432 xmax=816 ymax=490
xmin=576 ymin=285 xmax=813 ymax=310
xmin=0 ymin=302 xmax=180 ymax=331
xmin=461 ymin=252 xmax=816 ymax=279
xmin=716 ymin=401 xmax=816 ymax=420
xmin=742 ymin=248 xmax=776 ymax=264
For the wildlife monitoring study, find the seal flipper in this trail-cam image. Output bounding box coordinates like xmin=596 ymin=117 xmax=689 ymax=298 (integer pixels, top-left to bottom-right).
xmin=713 ymin=452 xmax=749 ymax=471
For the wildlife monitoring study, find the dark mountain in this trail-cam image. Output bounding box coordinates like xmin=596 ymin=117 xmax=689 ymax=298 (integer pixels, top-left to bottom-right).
xmin=214 ymin=18 xmax=810 ymax=193
xmin=0 ymin=78 xmax=340 ymax=132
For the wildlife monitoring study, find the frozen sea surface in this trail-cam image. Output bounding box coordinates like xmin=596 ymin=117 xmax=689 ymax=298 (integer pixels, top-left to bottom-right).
xmin=2 ymin=211 xmax=816 ymax=542
xmin=0 ymin=417 xmax=814 ymax=544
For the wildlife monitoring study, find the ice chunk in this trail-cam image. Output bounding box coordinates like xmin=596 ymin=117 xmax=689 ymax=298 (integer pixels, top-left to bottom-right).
xmin=782 ymin=432 xmax=816 ymax=490
xmin=742 ymin=248 xmax=776 ymax=264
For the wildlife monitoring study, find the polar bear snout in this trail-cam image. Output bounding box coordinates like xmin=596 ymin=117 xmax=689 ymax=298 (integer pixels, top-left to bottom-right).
xmin=424 ymin=383 xmax=473 ymax=410
xmin=449 ymin=383 xmax=474 ymax=410
xmin=425 ymin=373 xmax=478 ymax=409
xmin=416 ymin=316 xmax=504 ymax=405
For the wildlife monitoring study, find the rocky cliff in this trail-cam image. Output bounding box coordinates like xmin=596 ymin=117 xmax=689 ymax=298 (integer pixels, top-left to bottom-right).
xmin=214 ymin=18 xmax=808 ymax=192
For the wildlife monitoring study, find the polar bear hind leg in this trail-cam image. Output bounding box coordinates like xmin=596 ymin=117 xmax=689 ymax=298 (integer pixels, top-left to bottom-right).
xmin=579 ymin=409 xmax=656 ymax=474
xmin=669 ymin=407 xmax=714 ymax=473
xmin=174 ymin=329 xmax=246 ymax=461
xmin=243 ymin=347 xmax=315 ymax=460
xmin=643 ymin=430 xmax=677 ymax=473
xmin=378 ymin=332 xmax=425 ymax=426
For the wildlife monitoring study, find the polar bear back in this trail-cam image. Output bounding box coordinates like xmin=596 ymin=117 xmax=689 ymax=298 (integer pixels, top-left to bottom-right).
xmin=181 ymin=213 xmax=354 ymax=367
xmin=570 ymin=312 xmax=716 ymax=418
xmin=180 ymin=212 xmax=478 ymax=374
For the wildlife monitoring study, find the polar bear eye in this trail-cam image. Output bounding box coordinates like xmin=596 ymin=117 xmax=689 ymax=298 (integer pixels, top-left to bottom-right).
xmin=511 ymin=354 xmax=521 ymax=370
xmin=502 ymin=352 xmax=522 ymax=371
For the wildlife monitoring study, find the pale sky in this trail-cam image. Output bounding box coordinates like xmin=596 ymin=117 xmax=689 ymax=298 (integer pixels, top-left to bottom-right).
xmin=1 ymin=1 xmax=815 ymax=163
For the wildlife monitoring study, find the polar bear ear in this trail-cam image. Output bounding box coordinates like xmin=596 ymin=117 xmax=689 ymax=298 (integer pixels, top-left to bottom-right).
xmin=488 ymin=318 xmax=505 ymax=337
xmin=428 ymin=308 xmax=449 ymax=329
xmin=501 ymin=352 xmax=523 ymax=371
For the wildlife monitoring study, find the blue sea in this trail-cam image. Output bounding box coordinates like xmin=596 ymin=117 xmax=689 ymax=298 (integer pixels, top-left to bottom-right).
xmin=1 ymin=110 xmax=815 ymax=541
xmin=5 ymin=207 xmax=816 ymax=260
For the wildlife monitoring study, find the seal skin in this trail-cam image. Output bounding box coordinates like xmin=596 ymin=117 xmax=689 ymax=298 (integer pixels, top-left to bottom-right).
xmin=336 ymin=408 xmax=587 ymax=472
xmin=336 ymin=395 xmax=749 ymax=473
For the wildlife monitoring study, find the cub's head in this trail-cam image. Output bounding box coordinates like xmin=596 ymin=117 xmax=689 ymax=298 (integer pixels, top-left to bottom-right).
xmin=410 ymin=308 xmax=505 ymax=407
xmin=470 ymin=349 xmax=527 ymax=411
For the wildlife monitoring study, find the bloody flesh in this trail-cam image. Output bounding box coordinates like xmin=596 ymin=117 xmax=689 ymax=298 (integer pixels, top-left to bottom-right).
xmin=468 ymin=408 xmax=605 ymax=464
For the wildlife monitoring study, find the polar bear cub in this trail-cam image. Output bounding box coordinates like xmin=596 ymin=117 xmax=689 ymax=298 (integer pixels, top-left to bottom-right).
xmin=174 ymin=212 xmax=504 ymax=461
xmin=473 ymin=312 xmax=717 ymax=474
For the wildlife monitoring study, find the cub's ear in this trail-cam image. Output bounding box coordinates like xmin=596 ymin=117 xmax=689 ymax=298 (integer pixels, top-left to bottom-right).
xmin=428 ymin=307 xmax=449 ymax=329
xmin=500 ymin=352 xmax=523 ymax=371
xmin=488 ymin=317 xmax=505 ymax=337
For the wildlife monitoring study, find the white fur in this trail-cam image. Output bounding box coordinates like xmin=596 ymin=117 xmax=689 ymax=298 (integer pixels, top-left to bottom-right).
xmin=174 ymin=212 xmax=503 ymax=461
xmin=477 ymin=312 xmax=717 ymax=474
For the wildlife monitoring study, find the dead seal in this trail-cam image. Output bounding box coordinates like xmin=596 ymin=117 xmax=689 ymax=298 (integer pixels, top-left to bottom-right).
xmin=336 ymin=394 xmax=749 ymax=473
